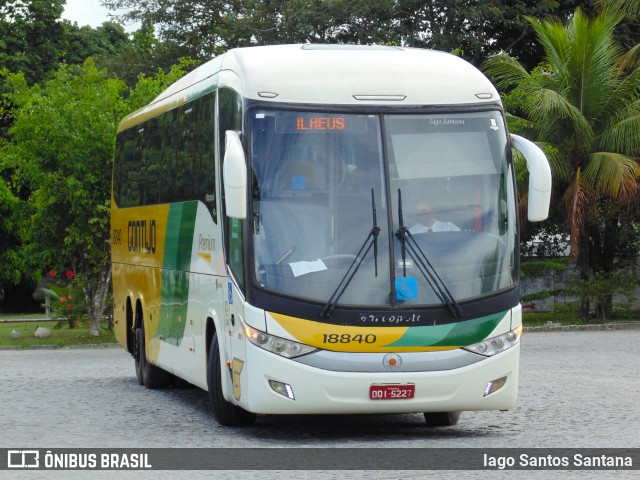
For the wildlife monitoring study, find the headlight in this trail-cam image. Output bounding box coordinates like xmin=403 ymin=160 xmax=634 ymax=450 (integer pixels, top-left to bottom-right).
xmin=463 ymin=326 xmax=522 ymax=357
xmin=244 ymin=324 xmax=317 ymax=358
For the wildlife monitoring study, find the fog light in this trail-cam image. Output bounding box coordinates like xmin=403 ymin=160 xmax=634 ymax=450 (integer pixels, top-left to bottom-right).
xmin=269 ymin=379 xmax=295 ymax=400
xmin=484 ymin=376 xmax=507 ymax=397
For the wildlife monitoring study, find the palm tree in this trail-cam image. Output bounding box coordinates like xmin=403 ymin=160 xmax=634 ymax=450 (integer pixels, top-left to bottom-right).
xmin=483 ymin=8 xmax=640 ymax=320
xmin=597 ymin=0 xmax=640 ymax=15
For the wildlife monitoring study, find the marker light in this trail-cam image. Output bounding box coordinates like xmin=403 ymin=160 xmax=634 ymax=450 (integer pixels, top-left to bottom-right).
xmin=464 ymin=326 xmax=522 ymax=357
xmin=244 ymin=324 xmax=317 ymax=358
xmin=484 ymin=376 xmax=507 ymax=397
xmin=353 ymin=95 xmax=406 ymax=101
xmin=269 ymin=380 xmax=295 ymax=400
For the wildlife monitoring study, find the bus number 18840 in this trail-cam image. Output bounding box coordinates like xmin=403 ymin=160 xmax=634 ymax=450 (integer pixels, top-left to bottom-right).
xmin=322 ymin=333 xmax=376 ymax=344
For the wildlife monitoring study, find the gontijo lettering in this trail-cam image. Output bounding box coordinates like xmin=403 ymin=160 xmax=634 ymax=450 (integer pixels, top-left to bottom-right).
xmin=127 ymin=220 xmax=156 ymax=254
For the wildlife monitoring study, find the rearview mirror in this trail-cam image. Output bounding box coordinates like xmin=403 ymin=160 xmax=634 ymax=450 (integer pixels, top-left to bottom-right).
xmin=223 ymin=131 xmax=247 ymax=219
xmin=510 ymin=134 xmax=552 ymax=222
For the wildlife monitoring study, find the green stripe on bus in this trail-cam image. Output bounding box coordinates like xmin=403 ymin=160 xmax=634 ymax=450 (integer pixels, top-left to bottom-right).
xmin=159 ymin=202 xmax=198 ymax=346
xmin=158 ymin=270 xmax=190 ymax=346
xmin=384 ymin=311 xmax=507 ymax=348
xmin=163 ymin=202 xmax=198 ymax=271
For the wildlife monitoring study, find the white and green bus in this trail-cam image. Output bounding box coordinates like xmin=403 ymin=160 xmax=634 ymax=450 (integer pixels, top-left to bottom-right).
xmin=111 ymin=44 xmax=551 ymax=427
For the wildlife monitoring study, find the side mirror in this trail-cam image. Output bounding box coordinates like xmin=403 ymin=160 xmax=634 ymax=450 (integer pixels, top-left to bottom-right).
xmin=510 ymin=134 xmax=552 ymax=222
xmin=223 ymin=131 xmax=247 ymax=219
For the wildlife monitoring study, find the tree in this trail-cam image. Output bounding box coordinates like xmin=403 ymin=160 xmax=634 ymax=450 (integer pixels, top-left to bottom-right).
xmin=0 ymin=61 xmax=126 ymax=332
xmin=396 ymin=0 xmax=591 ymax=68
xmin=0 ymin=58 xmax=190 ymax=334
xmin=101 ymin=0 xmax=399 ymax=57
xmin=60 ymin=20 xmax=130 ymax=66
xmin=0 ymin=0 xmax=66 ymax=84
xmin=101 ymin=1 xmax=605 ymax=66
xmin=484 ymin=8 xmax=640 ymax=320
xmin=96 ymin=19 xmax=194 ymax=86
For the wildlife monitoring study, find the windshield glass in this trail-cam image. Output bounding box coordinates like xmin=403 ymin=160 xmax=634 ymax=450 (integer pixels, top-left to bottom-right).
xmin=249 ymin=109 xmax=516 ymax=308
xmin=386 ymin=112 xmax=516 ymax=307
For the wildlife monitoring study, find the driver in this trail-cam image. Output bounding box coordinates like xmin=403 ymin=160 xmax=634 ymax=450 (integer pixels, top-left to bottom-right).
xmin=408 ymin=201 xmax=460 ymax=234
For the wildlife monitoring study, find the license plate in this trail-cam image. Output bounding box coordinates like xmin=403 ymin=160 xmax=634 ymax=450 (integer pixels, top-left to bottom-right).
xmin=369 ymin=383 xmax=415 ymax=400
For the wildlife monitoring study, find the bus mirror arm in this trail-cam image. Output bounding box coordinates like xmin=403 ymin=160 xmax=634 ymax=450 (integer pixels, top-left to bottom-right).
xmin=223 ymin=130 xmax=248 ymax=219
xmin=510 ymin=134 xmax=552 ymax=222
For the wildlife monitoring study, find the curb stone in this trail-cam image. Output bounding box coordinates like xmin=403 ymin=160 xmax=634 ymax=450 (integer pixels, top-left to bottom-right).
xmin=0 ymin=343 xmax=119 ymax=351
xmin=524 ymin=321 xmax=640 ymax=332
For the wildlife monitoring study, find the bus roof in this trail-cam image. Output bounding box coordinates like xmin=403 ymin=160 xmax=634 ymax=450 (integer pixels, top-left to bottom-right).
xmin=118 ymin=44 xmax=500 ymax=132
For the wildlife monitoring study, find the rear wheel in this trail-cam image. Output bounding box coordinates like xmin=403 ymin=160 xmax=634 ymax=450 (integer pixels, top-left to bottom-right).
xmin=135 ymin=323 xmax=170 ymax=389
xmin=134 ymin=328 xmax=143 ymax=385
xmin=424 ymin=411 xmax=461 ymax=427
xmin=207 ymin=335 xmax=256 ymax=426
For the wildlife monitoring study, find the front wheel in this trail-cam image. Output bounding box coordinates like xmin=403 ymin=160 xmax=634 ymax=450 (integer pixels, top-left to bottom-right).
xmin=207 ymin=335 xmax=256 ymax=426
xmin=424 ymin=411 xmax=461 ymax=427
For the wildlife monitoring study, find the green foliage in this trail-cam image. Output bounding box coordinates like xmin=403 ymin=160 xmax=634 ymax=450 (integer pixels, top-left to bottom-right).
xmin=0 ymin=0 xmax=65 ymax=84
xmin=484 ymin=9 xmax=640 ymax=287
xmin=0 ymin=178 xmax=26 ymax=286
xmin=102 ymin=0 xmax=597 ymax=66
xmin=566 ymin=271 xmax=640 ymax=322
xmin=1 ymin=60 xmax=125 ymax=271
xmin=520 ymin=258 xmax=570 ymax=307
xmin=523 ymin=308 xmax=582 ymax=326
xmin=60 ymin=21 xmax=130 ymax=66
xmin=0 ymin=57 xmax=191 ymax=333
xmin=521 ymin=258 xmax=569 ymax=278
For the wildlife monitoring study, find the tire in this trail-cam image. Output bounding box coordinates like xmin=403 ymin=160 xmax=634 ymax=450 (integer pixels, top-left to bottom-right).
xmin=207 ymin=335 xmax=256 ymax=426
xmin=136 ymin=323 xmax=170 ymax=389
xmin=424 ymin=411 xmax=461 ymax=427
xmin=134 ymin=327 xmax=144 ymax=385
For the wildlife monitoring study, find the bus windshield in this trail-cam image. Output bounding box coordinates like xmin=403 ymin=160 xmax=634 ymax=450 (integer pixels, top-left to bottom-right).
xmin=249 ymin=109 xmax=516 ymax=309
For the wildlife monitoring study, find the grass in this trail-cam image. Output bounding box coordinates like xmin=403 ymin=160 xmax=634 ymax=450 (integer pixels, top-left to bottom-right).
xmin=523 ymin=309 xmax=639 ymax=328
xmin=0 ymin=313 xmax=48 ymax=320
xmin=523 ymin=311 xmax=582 ymax=327
xmin=0 ymin=317 xmax=116 ymax=348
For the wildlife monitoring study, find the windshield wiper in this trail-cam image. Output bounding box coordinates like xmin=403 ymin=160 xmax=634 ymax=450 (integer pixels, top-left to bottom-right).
xmin=395 ymin=189 xmax=464 ymax=318
xmin=320 ymin=188 xmax=380 ymax=318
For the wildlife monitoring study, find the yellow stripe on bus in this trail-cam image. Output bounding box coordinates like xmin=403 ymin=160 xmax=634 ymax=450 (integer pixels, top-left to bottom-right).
xmin=268 ymin=312 xmax=459 ymax=353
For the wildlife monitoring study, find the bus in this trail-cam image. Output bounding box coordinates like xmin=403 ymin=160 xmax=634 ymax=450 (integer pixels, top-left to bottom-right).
xmin=111 ymin=44 xmax=551 ymax=427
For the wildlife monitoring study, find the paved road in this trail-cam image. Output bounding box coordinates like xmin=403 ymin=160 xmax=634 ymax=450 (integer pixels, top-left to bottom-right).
xmin=1 ymin=330 xmax=638 ymax=479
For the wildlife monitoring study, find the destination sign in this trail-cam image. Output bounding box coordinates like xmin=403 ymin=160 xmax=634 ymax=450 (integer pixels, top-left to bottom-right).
xmin=275 ymin=114 xmax=368 ymax=133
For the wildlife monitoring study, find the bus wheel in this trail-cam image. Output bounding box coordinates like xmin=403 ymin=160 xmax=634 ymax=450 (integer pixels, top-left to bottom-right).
xmin=136 ymin=323 xmax=170 ymax=389
xmin=424 ymin=411 xmax=461 ymax=427
xmin=207 ymin=335 xmax=256 ymax=426
xmin=134 ymin=328 xmax=144 ymax=385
